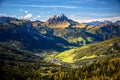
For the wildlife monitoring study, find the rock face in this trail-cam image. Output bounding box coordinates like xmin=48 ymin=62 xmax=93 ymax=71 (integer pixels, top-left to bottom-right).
xmin=45 ymin=14 xmax=70 ymax=28
xmin=45 ymin=14 xmax=86 ymax=28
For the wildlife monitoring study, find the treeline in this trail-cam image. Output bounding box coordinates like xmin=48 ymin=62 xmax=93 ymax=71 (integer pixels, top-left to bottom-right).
xmin=1 ymin=56 xmax=120 ymax=80
xmin=0 ymin=60 xmax=60 ymax=80
xmin=52 ymin=58 xmax=120 ymax=80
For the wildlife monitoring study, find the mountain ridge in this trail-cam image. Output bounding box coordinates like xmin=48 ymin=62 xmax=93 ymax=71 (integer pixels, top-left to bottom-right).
xmin=0 ymin=16 xmax=120 ymax=53
xmin=45 ymin=14 xmax=86 ymax=28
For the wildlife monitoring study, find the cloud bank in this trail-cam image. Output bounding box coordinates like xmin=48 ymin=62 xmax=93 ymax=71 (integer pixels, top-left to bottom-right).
xmin=71 ymin=16 xmax=120 ymax=23
xmin=24 ymin=13 xmax=32 ymax=19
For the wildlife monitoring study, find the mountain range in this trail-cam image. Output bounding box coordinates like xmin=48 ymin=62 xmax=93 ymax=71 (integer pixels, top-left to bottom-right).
xmin=85 ymin=20 xmax=120 ymax=26
xmin=0 ymin=14 xmax=120 ymax=53
xmin=0 ymin=14 xmax=120 ymax=80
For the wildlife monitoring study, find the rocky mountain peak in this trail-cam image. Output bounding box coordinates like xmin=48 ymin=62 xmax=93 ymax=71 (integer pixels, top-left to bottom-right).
xmin=45 ymin=14 xmax=70 ymax=28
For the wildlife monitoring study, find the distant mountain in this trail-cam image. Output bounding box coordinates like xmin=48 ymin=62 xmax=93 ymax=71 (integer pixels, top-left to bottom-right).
xmin=85 ymin=20 xmax=112 ymax=26
xmin=0 ymin=16 xmax=19 ymax=24
xmin=114 ymin=20 xmax=120 ymax=25
xmin=85 ymin=20 xmax=120 ymax=26
xmin=45 ymin=14 xmax=86 ymax=28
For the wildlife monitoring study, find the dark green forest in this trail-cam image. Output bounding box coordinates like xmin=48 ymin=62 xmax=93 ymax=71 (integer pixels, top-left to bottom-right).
xmin=0 ymin=54 xmax=120 ymax=80
xmin=0 ymin=38 xmax=120 ymax=80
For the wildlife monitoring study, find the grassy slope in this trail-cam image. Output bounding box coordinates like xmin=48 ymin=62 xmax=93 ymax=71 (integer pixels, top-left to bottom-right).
xmin=45 ymin=37 xmax=120 ymax=63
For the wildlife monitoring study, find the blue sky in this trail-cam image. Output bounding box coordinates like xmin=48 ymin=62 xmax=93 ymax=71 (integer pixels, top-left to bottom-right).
xmin=0 ymin=0 xmax=120 ymax=22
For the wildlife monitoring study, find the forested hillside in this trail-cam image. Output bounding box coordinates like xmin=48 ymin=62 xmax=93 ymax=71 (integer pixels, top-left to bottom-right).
xmin=0 ymin=38 xmax=120 ymax=80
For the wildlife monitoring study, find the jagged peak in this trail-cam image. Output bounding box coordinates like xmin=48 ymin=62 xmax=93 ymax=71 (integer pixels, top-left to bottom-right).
xmin=50 ymin=13 xmax=68 ymax=20
xmin=54 ymin=13 xmax=65 ymax=17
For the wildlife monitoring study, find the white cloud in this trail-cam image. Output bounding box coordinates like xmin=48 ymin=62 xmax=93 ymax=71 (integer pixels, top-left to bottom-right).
xmin=12 ymin=15 xmax=16 ymax=17
xmin=24 ymin=10 xmax=28 ymax=13
xmin=91 ymin=17 xmax=120 ymax=22
xmin=33 ymin=17 xmax=36 ymax=20
xmin=19 ymin=16 xmax=23 ymax=19
xmin=71 ymin=16 xmax=120 ymax=23
xmin=37 ymin=15 xmax=41 ymax=18
xmin=19 ymin=9 xmax=28 ymax=14
xmin=70 ymin=15 xmax=74 ymax=18
xmin=24 ymin=13 xmax=32 ymax=19
xmin=19 ymin=9 xmax=23 ymax=12
xmin=0 ymin=13 xmax=6 ymax=16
